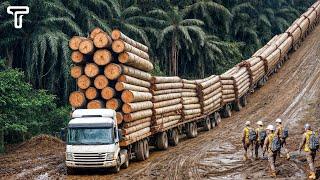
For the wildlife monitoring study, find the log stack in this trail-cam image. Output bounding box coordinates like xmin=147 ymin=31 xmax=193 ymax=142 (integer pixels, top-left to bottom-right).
xmin=150 ymin=76 xmax=183 ymax=131
xmin=181 ymin=79 xmax=202 ymax=120
xmin=238 ymin=57 xmax=265 ymax=86
xmin=220 ymin=66 xmax=250 ymax=104
xmin=196 ymin=75 xmax=222 ymax=115
xmin=68 ymin=28 xmax=154 ymax=143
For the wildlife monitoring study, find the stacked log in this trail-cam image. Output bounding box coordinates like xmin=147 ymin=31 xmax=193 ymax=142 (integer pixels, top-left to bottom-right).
xmin=196 ymin=75 xmax=222 ymax=115
xmin=220 ymin=66 xmax=250 ymax=104
xmin=68 ymin=28 xmax=153 ymax=144
xmin=238 ymin=57 xmax=265 ymax=86
xmin=181 ymin=79 xmax=202 ymax=120
xmin=150 ymin=76 xmax=183 ymax=130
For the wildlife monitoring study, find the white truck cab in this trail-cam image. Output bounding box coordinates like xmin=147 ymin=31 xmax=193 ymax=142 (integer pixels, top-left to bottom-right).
xmin=65 ymin=109 xmax=129 ymax=174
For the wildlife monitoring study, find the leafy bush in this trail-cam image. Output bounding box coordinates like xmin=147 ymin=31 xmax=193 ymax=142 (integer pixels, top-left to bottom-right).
xmin=0 ymin=68 xmax=70 ymax=146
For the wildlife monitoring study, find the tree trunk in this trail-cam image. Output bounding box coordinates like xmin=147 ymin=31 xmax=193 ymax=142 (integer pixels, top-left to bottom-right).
xmin=123 ymin=109 xmax=153 ymax=122
xmin=152 ymin=93 xmax=181 ymax=102
xmin=70 ymin=66 xmax=83 ymax=79
xmin=69 ymin=36 xmax=86 ymax=50
xmin=153 ymin=98 xmax=181 ymax=109
xmin=84 ymin=63 xmax=100 ymax=78
xmin=94 ymin=75 xmax=109 ymax=89
xmin=79 ymin=39 xmax=95 ymax=54
xmin=69 ymin=91 xmax=86 ymax=108
xmin=6 ymin=48 xmax=13 ymax=67
xmin=118 ymin=75 xmax=151 ymax=88
xmin=77 ymin=75 xmax=91 ymax=90
xmin=93 ymin=49 xmax=113 ymax=66
xmin=122 ymin=122 xmax=151 ymax=135
xmin=87 ymin=100 xmax=104 ymax=109
xmin=101 ymin=87 xmax=116 ymax=100
xmin=116 ymin=112 xmax=123 ymax=125
xmin=124 ymin=117 xmax=151 ymax=128
xmin=111 ymin=29 xmax=149 ymax=52
xmin=93 ymin=32 xmax=112 ymax=48
xmin=151 ymin=76 xmax=181 ymax=84
xmin=121 ymin=90 xmax=152 ymax=103
xmin=115 ymin=82 xmax=149 ymax=92
xmin=152 ymin=104 xmax=182 ymax=115
xmin=151 ymin=82 xmax=183 ymax=91
xmin=71 ymin=51 xmax=84 ymax=64
xmin=112 ymin=40 xmax=149 ymax=60
xmin=118 ymin=52 xmax=153 ymax=72
xmin=85 ymin=87 xmax=98 ymax=100
xmin=106 ymin=98 xmax=122 ymax=110
xmin=90 ymin=27 xmax=103 ymax=39
xmin=122 ymin=101 xmax=153 ymax=113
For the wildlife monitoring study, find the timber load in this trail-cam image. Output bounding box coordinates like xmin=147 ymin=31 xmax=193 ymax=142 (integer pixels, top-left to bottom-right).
xmin=220 ymin=66 xmax=250 ymax=105
xmin=181 ymin=79 xmax=202 ymax=120
xmin=196 ymin=75 xmax=222 ymax=115
xmin=150 ymin=76 xmax=183 ymax=131
xmin=67 ymin=1 xmax=320 ymax=148
xmin=68 ymin=28 xmax=153 ymax=145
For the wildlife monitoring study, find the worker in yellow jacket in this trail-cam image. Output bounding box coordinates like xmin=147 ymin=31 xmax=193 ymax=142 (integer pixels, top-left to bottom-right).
xmin=275 ymin=118 xmax=290 ymax=160
xmin=299 ymin=124 xmax=318 ymax=180
xmin=263 ymin=125 xmax=279 ymax=177
xmin=255 ymin=121 xmax=266 ymax=159
xmin=242 ymin=121 xmax=255 ymax=161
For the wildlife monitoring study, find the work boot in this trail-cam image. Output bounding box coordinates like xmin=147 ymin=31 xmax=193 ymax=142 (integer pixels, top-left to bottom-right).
xmin=243 ymin=154 xmax=248 ymax=161
xmin=286 ymin=153 xmax=290 ymax=160
xmin=308 ymin=172 xmax=316 ymax=179
xmin=270 ymin=171 xmax=276 ymax=178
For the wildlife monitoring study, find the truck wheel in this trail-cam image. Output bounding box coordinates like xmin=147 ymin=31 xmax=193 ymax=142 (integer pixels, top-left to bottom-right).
xmin=156 ymin=132 xmax=168 ymax=150
xmin=193 ymin=123 xmax=198 ymax=137
xmin=111 ymin=156 xmax=121 ymax=173
xmin=203 ymin=116 xmax=211 ymax=131
xmin=211 ymin=112 xmax=220 ymax=128
xmin=135 ymin=140 xmax=145 ymax=161
xmin=66 ymin=167 xmax=76 ymax=175
xmin=168 ymin=128 xmax=179 ymax=146
xmin=120 ymin=154 xmax=129 ymax=169
xmin=143 ymin=139 xmax=149 ymax=159
xmin=221 ymin=104 xmax=232 ymax=118
xmin=234 ymin=100 xmax=242 ymax=111
xmin=240 ymin=95 xmax=248 ymax=107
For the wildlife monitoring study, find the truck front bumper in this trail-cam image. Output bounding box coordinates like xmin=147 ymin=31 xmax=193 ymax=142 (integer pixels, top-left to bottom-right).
xmin=66 ymin=159 xmax=117 ymax=168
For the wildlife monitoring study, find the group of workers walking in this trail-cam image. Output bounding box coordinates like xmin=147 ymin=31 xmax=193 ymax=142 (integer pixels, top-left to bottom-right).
xmin=242 ymin=118 xmax=319 ymax=179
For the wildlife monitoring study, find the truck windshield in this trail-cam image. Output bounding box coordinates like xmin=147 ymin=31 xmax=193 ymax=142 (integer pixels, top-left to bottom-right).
xmin=67 ymin=127 xmax=114 ymax=145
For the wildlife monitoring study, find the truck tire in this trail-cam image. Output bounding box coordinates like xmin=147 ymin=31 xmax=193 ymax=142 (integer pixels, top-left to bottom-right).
xmin=187 ymin=122 xmax=198 ymax=138
xmin=240 ymin=95 xmax=248 ymax=107
xmin=143 ymin=139 xmax=149 ymax=159
xmin=221 ymin=104 xmax=231 ymax=118
xmin=120 ymin=154 xmax=129 ymax=169
xmin=135 ymin=140 xmax=145 ymax=161
xmin=193 ymin=122 xmax=198 ymax=137
xmin=168 ymin=128 xmax=179 ymax=146
xmin=212 ymin=112 xmax=220 ymax=128
xmin=203 ymin=116 xmax=211 ymax=131
xmin=111 ymin=156 xmax=121 ymax=173
xmin=156 ymin=132 xmax=168 ymax=150
xmin=233 ymin=100 xmax=242 ymax=111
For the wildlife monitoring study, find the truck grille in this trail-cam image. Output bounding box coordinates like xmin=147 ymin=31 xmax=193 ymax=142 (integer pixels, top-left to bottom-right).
xmin=73 ymin=153 xmax=106 ymax=166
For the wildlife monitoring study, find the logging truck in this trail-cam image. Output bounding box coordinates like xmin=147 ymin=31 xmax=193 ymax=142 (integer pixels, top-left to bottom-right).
xmin=65 ymin=108 xmax=221 ymax=174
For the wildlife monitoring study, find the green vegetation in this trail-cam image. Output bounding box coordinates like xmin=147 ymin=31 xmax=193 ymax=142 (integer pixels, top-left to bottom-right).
xmin=0 ymin=0 xmax=315 ymax=148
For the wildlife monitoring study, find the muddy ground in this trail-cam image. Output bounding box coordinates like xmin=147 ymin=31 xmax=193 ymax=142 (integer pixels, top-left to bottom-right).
xmin=2 ymin=25 xmax=320 ymax=180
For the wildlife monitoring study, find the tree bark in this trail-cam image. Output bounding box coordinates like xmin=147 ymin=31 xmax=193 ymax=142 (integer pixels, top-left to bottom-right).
xmin=112 ymin=40 xmax=149 ymax=60
xmin=123 ymin=109 xmax=153 ymax=122
xmin=122 ymin=101 xmax=153 ymax=113
xmin=111 ymin=29 xmax=149 ymax=52
xmin=115 ymin=82 xmax=149 ymax=92
xmin=118 ymin=75 xmax=151 ymax=88
xmin=118 ymin=52 xmax=153 ymax=72
xmin=121 ymin=90 xmax=152 ymax=103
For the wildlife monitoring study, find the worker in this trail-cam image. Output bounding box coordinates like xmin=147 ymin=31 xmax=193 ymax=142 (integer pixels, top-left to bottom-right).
xmin=263 ymin=125 xmax=280 ymax=177
xmin=242 ymin=121 xmax=256 ymax=161
xmin=275 ymin=118 xmax=290 ymax=159
xmin=255 ymin=121 xmax=266 ymax=159
xmin=298 ymin=124 xmax=318 ymax=180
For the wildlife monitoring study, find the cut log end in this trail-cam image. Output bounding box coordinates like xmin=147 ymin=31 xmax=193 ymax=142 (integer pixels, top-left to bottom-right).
xmin=116 ymin=112 xmax=123 ymax=125
xmin=101 ymin=87 xmax=115 ymax=100
xmin=85 ymin=87 xmax=98 ymax=100
xmin=90 ymin=27 xmax=103 ymax=39
xmin=121 ymin=90 xmax=134 ymax=103
xmin=93 ymin=32 xmax=112 ymax=48
xmin=94 ymin=75 xmax=109 ymax=89
xmin=115 ymin=82 xmax=125 ymax=91
xmin=93 ymin=49 xmax=112 ymax=66
xmin=106 ymin=98 xmax=122 ymax=110
xmin=70 ymin=66 xmax=83 ymax=79
xmin=79 ymin=39 xmax=94 ymax=54
xmin=69 ymin=36 xmax=84 ymax=50
xmin=87 ymin=100 xmax=104 ymax=109
xmin=118 ymin=52 xmax=129 ymax=63
xmin=77 ymin=75 xmax=91 ymax=89
xmin=112 ymin=40 xmax=125 ymax=53
xmin=122 ymin=104 xmax=132 ymax=114
xmin=111 ymin=29 xmax=121 ymax=40
xmin=104 ymin=63 xmax=122 ymax=80
xmin=69 ymin=91 xmax=86 ymax=108
xmin=84 ymin=63 xmax=99 ymax=78
xmin=71 ymin=51 xmax=84 ymax=64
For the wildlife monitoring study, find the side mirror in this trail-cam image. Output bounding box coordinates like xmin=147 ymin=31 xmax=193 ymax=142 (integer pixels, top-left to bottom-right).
xmin=118 ymin=129 xmax=123 ymax=141
xmin=60 ymin=128 xmax=67 ymax=141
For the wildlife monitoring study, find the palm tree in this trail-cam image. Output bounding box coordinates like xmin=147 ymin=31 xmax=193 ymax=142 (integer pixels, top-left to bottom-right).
xmin=0 ymin=0 xmax=81 ymax=102
xmin=148 ymin=6 xmax=205 ymax=75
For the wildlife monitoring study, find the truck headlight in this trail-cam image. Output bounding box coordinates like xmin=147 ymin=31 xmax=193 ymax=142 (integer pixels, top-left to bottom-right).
xmin=66 ymin=152 xmax=73 ymax=160
xmin=105 ymin=153 xmax=114 ymax=160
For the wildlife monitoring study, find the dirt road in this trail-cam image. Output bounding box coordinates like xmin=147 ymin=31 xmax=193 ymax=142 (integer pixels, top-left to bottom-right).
xmin=2 ymin=25 xmax=320 ymax=180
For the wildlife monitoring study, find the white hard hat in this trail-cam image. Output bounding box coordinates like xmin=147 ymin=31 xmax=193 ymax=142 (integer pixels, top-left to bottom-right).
xmin=245 ymin=121 xmax=251 ymax=125
xmin=257 ymin=121 xmax=263 ymax=126
xmin=275 ymin=118 xmax=282 ymax=123
xmin=304 ymin=123 xmax=311 ymax=130
xmin=266 ymin=125 xmax=275 ymax=131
